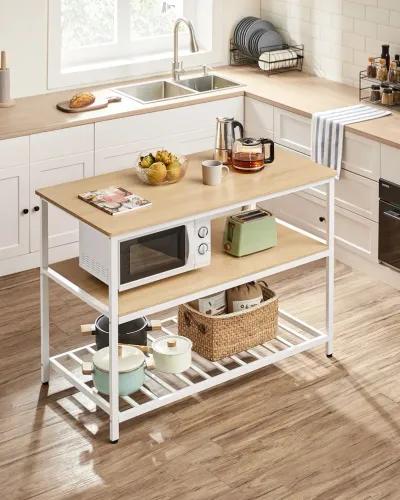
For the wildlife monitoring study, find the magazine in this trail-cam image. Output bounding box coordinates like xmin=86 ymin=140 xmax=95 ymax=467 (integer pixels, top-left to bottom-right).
xmin=78 ymin=186 xmax=151 ymax=216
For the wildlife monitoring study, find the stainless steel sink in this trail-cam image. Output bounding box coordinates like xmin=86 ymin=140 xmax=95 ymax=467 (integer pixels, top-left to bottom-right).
xmin=177 ymin=75 xmax=242 ymax=93
xmin=113 ymin=80 xmax=197 ymax=104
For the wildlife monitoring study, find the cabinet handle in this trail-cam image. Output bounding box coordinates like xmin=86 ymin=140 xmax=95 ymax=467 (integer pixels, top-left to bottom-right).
xmin=319 ymin=216 xmax=326 ymax=223
xmin=22 ymin=208 xmax=29 ymax=215
xmin=33 ymin=206 xmax=40 ymax=212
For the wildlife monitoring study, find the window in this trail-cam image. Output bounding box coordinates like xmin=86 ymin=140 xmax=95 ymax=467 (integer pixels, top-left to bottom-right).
xmin=48 ymin=0 xmax=213 ymax=89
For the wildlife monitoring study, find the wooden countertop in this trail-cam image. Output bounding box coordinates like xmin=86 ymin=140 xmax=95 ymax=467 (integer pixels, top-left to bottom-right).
xmin=36 ymin=148 xmax=335 ymax=237
xmin=1 ymin=65 xmax=399 ymax=149
xmin=52 ymin=217 xmax=327 ymax=318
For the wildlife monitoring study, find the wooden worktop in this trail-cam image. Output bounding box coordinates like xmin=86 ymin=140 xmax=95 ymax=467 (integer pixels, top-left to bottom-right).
xmin=1 ymin=65 xmax=399 ymax=149
xmin=36 ymin=148 xmax=335 ymax=237
xmin=52 ymin=217 xmax=327 ymax=318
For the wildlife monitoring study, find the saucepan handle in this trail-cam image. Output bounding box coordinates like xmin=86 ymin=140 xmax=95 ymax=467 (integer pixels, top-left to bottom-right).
xmin=82 ymin=362 xmax=93 ymax=375
xmin=149 ymin=320 xmax=162 ymax=331
xmin=81 ymin=324 xmax=95 ymax=335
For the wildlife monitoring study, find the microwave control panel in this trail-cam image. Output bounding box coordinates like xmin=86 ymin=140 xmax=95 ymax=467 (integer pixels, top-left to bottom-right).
xmin=194 ymin=218 xmax=211 ymax=267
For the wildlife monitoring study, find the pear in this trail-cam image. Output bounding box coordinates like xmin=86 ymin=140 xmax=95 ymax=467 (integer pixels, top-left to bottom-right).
xmin=166 ymin=160 xmax=181 ymax=181
xmin=147 ymin=162 xmax=167 ymax=184
xmin=140 ymin=153 xmax=155 ymax=169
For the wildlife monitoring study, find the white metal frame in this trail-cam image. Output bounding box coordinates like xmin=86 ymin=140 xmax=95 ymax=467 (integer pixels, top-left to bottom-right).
xmin=40 ymin=177 xmax=335 ymax=443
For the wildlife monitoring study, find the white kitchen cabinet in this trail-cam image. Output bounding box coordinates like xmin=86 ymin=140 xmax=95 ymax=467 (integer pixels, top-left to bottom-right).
xmin=342 ymin=132 xmax=380 ymax=181
xmin=95 ymin=97 xmax=244 ymax=174
xmin=381 ymin=144 xmax=400 ymax=185
xmin=273 ymin=108 xmax=311 ymax=155
xmin=0 ymin=136 xmax=29 ymax=168
xmin=261 ymin=192 xmax=378 ymax=261
xmin=30 ymin=125 xmax=94 ymax=162
xmin=0 ymin=137 xmax=30 ymax=261
xmin=30 ymin=152 xmax=94 ymax=252
xmin=305 ymin=169 xmax=379 ymax=222
xmin=244 ymin=97 xmax=274 ymax=139
xmin=0 ymin=164 xmax=30 ymax=260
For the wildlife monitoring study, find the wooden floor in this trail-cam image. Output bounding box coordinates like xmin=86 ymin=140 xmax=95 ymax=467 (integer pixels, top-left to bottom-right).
xmin=1 ymin=261 xmax=400 ymax=500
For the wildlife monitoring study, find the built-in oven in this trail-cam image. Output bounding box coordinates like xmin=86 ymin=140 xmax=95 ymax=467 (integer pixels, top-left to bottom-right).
xmin=79 ymin=218 xmax=211 ymax=291
xmin=379 ymin=179 xmax=400 ymax=271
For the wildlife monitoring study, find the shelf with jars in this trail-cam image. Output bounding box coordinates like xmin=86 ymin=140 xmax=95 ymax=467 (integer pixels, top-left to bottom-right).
xmin=360 ymin=54 xmax=400 ymax=108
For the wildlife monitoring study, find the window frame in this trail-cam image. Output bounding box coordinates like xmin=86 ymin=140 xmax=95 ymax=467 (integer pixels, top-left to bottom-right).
xmin=48 ymin=0 xmax=213 ymax=90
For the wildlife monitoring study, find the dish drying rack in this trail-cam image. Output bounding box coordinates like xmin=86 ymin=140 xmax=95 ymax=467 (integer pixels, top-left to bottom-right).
xmin=359 ymin=56 xmax=400 ymax=108
xmin=230 ymin=40 xmax=304 ymax=76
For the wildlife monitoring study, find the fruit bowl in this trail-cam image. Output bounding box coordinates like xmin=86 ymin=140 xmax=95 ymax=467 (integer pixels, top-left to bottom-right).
xmin=135 ymin=150 xmax=188 ymax=186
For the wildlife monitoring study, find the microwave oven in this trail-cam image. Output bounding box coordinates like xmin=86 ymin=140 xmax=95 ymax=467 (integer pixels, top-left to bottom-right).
xmin=79 ymin=218 xmax=211 ymax=291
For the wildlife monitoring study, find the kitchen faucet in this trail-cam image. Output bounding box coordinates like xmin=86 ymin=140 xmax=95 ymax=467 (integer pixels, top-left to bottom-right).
xmin=172 ymin=17 xmax=199 ymax=80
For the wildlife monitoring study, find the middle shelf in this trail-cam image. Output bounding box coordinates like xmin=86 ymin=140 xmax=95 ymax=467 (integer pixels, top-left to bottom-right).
xmin=48 ymin=217 xmax=328 ymax=323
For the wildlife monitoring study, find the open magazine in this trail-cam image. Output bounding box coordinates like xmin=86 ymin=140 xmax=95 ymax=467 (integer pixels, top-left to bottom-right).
xmin=78 ymin=186 xmax=151 ymax=216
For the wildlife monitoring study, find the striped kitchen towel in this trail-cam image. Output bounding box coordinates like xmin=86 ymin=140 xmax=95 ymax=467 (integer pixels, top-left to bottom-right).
xmin=311 ymin=104 xmax=391 ymax=178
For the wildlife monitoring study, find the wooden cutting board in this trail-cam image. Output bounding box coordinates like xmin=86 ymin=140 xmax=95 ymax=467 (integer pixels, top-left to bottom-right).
xmin=56 ymin=95 xmax=122 ymax=113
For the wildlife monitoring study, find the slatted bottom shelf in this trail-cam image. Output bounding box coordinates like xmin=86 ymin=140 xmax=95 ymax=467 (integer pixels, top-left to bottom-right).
xmin=49 ymin=310 xmax=328 ymax=422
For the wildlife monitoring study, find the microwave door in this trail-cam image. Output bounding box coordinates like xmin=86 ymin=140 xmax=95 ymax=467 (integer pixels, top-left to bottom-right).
xmin=120 ymin=225 xmax=189 ymax=287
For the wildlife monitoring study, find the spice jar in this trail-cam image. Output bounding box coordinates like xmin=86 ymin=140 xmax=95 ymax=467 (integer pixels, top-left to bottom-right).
xmin=381 ymin=44 xmax=391 ymax=70
xmin=388 ymin=61 xmax=397 ymax=83
xmin=393 ymin=87 xmax=400 ymax=104
xmin=377 ymin=58 xmax=388 ymax=82
xmin=370 ymin=84 xmax=381 ymax=102
xmin=382 ymin=88 xmax=394 ymax=106
xmin=367 ymin=57 xmax=377 ymax=78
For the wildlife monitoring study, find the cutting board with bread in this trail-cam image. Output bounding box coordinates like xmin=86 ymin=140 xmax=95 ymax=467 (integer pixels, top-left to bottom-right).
xmin=57 ymin=91 xmax=121 ymax=113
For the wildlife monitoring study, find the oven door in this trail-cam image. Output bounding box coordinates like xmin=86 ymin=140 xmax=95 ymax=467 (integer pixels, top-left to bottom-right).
xmin=379 ymin=200 xmax=400 ymax=271
xmin=119 ymin=224 xmax=193 ymax=289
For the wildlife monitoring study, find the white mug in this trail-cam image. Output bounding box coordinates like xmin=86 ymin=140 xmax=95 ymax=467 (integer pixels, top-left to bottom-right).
xmin=202 ymin=160 xmax=229 ymax=186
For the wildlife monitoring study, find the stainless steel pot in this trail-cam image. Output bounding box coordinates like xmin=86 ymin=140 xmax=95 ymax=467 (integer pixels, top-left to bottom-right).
xmin=81 ymin=316 xmax=162 ymax=350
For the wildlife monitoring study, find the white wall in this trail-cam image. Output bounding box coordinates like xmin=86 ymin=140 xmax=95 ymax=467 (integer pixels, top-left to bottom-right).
xmin=0 ymin=0 xmax=260 ymax=98
xmin=261 ymin=0 xmax=400 ymax=87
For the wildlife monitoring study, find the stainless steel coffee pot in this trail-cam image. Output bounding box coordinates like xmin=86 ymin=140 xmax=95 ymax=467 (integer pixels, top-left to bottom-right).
xmin=214 ymin=117 xmax=244 ymax=164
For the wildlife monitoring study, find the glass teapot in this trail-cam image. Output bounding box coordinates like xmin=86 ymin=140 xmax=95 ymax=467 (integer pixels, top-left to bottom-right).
xmin=232 ymin=137 xmax=275 ymax=173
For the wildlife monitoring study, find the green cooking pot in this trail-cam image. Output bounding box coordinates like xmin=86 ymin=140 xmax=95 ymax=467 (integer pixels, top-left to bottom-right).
xmin=82 ymin=344 xmax=147 ymax=396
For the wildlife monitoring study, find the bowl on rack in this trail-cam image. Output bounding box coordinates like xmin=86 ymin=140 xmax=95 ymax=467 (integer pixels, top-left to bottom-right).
xmin=135 ymin=149 xmax=188 ymax=186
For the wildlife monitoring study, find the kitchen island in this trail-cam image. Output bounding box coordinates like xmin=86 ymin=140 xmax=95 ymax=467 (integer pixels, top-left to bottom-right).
xmin=36 ymin=148 xmax=335 ymax=443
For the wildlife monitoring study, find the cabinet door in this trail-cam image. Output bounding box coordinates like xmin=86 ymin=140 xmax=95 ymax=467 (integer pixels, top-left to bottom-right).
xmin=273 ymin=108 xmax=311 ymax=155
xmin=342 ymin=132 xmax=380 ymax=181
xmin=95 ymin=97 xmax=244 ymax=175
xmin=261 ymin=192 xmax=378 ymax=261
xmin=0 ymin=164 xmax=30 ymax=260
xmin=30 ymin=152 xmax=94 ymax=252
xmin=305 ymin=170 xmax=379 ymax=222
xmin=381 ymin=144 xmax=400 ymax=185
xmin=245 ymin=97 xmax=274 ymax=139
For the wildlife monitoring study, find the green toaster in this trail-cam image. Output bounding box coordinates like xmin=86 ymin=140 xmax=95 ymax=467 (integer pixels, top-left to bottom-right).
xmin=223 ymin=208 xmax=277 ymax=257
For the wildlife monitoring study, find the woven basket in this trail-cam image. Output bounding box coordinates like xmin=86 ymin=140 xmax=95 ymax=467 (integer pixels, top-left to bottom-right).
xmin=178 ymin=283 xmax=278 ymax=361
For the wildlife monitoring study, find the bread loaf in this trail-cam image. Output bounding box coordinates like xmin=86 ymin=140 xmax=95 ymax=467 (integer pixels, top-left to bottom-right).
xmin=69 ymin=91 xmax=95 ymax=109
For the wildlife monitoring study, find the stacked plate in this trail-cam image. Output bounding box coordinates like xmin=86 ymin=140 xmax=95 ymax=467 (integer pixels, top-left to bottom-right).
xmin=233 ymin=17 xmax=284 ymax=58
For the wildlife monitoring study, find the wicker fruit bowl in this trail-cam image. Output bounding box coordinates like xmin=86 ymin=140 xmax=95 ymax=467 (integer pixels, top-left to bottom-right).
xmin=135 ymin=149 xmax=188 ymax=186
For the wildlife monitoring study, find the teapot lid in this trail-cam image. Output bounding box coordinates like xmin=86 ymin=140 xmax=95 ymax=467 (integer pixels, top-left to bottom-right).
xmin=237 ymin=137 xmax=262 ymax=146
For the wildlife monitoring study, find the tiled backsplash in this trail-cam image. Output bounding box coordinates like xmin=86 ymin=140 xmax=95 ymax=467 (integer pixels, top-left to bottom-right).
xmin=261 ymin=0 xmax=400 ymax=87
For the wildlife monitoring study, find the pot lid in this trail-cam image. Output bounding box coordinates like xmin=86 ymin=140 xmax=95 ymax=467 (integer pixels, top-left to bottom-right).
xmin=237 ymin=137 xmax=262 ymax=146
xmin=152 ymin=335 xmax=192 ymax=356
xmin=93 ymin=345 xmax=145 ymax=373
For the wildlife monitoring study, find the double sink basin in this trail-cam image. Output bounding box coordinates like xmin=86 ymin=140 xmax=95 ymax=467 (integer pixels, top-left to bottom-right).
xmin=113 ymin=75 xmax=242 ymax=105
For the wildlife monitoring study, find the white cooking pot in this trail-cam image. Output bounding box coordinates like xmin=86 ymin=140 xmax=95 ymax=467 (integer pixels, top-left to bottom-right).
xmin=133 ymin=335 xmax=192 ymax=374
